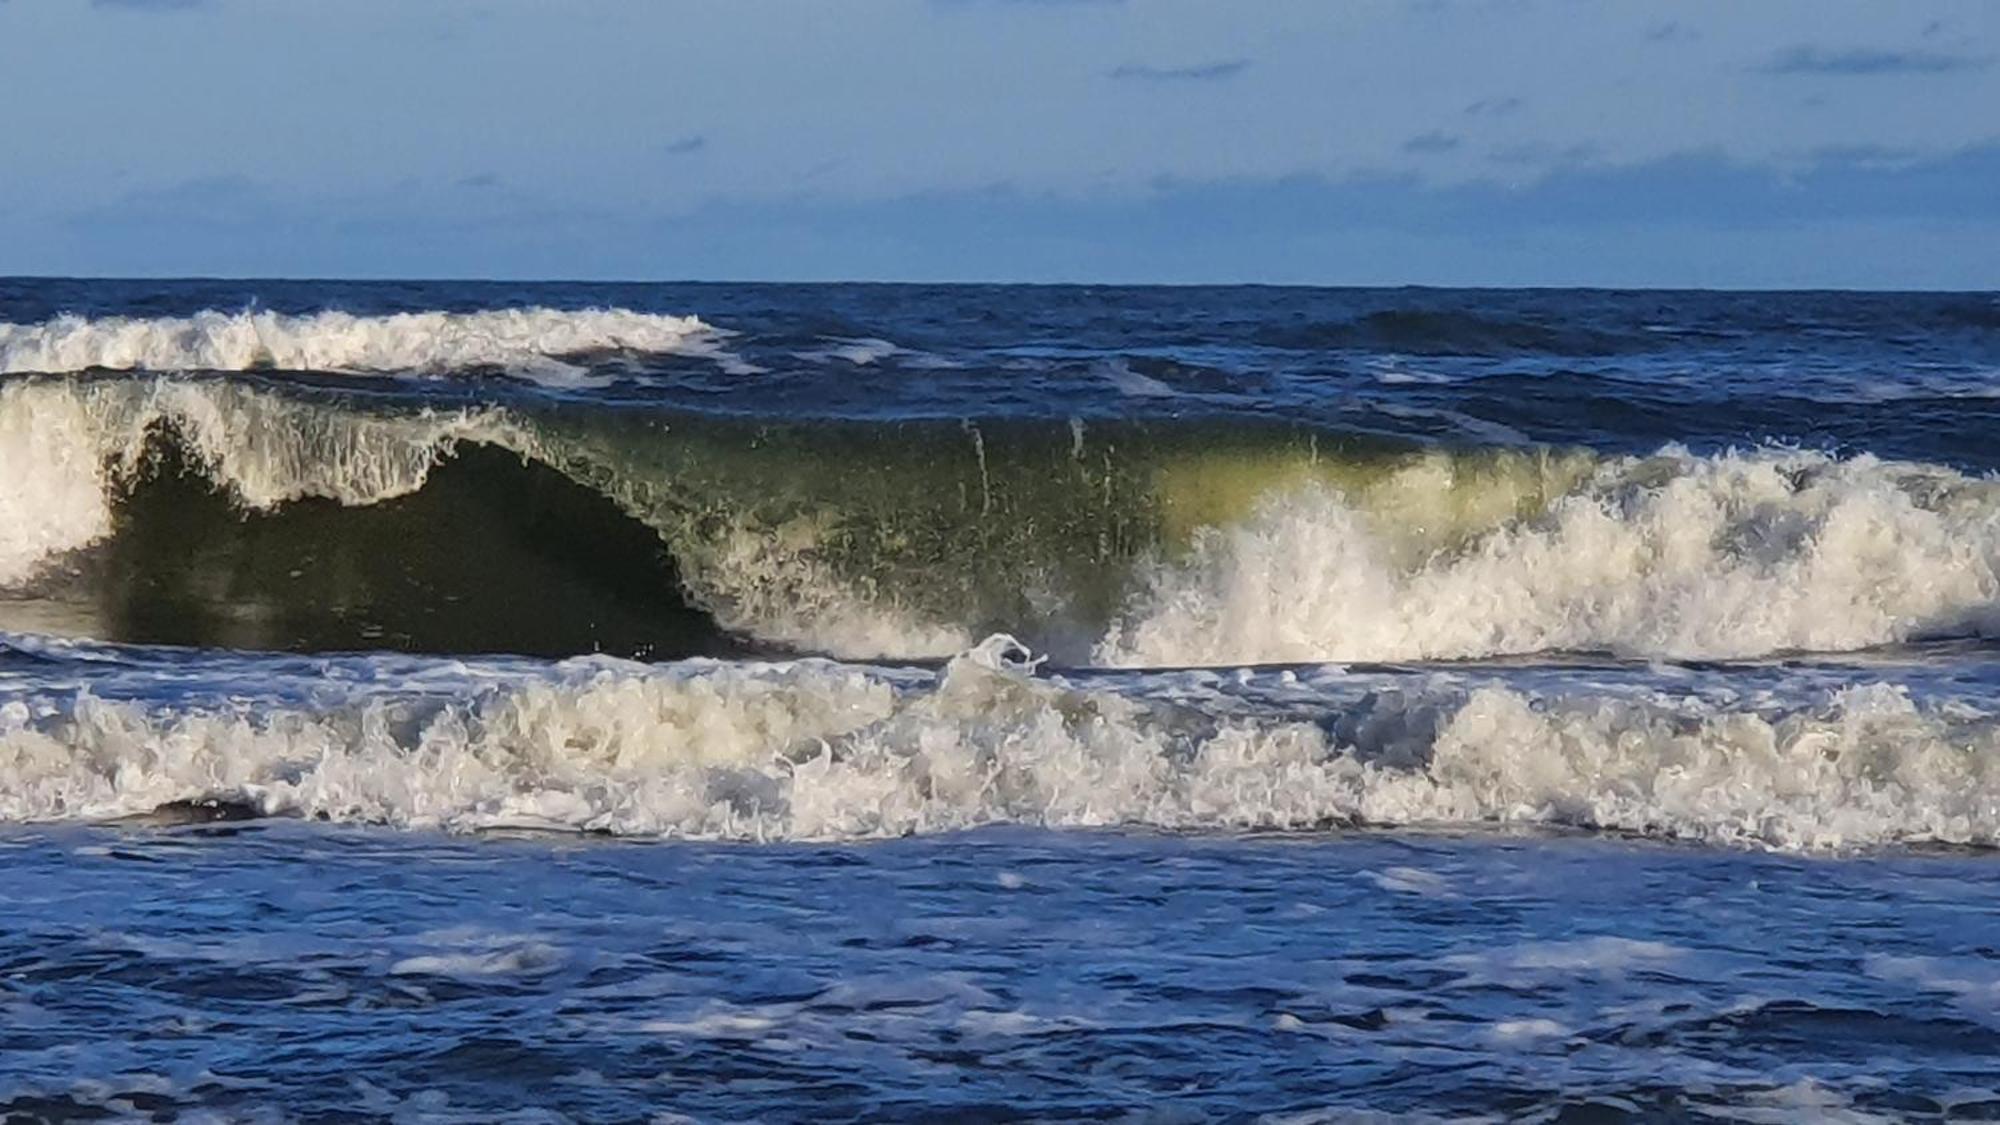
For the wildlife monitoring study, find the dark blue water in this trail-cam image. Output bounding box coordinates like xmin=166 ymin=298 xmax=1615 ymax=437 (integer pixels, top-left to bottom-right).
xmin=11 ymin=281 xmax=2000 ymax=450
xmin=2 ymin=281 xmax=1999 ymax=1119
xmin=8 ymin=824 xmax=2000 ymax=1122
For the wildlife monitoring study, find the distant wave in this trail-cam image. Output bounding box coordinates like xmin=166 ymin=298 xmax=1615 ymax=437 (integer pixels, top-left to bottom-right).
xmin=1253 ymin=309 xmax=1634 ymax=357
xmin=0 ymin=307 xmax=727 ymax=386
xmin=3 ymin=637 xmax=1996 ymax=849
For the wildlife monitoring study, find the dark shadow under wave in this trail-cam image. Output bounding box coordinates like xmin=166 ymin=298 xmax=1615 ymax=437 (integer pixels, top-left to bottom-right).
xmin=3 ymin=431 xmax=758 ymax=659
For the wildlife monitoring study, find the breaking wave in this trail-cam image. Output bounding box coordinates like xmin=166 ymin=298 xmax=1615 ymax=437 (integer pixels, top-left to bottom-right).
xmin=3 ymin=376 xmax=1999 ymax=665
xmin=0 ymin=307 xmax=725 ymax=386
xmin=1101 ymin=452 xmax=2000 ymax=665
xmin=3 ymin=636 xmax=1996 ymax=850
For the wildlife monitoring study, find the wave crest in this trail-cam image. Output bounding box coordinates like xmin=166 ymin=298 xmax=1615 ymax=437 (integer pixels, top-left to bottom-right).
xmin=0 ymin=379 xmax=516 ymax=586
xmin=0 ymin=307 xmax=722 ymax=384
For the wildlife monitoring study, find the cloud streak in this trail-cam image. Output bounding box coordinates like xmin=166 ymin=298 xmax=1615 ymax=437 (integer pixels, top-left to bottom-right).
xmin=29 ymin=144 xmax=2000 ymax=287
xmin=1109 ymin=59 xmax=1248 ymax=82
xmin=1403 ymin=132 xmax=1461 ymax=154
xmin=1762 ymin=45 xmax=1991 ymax=76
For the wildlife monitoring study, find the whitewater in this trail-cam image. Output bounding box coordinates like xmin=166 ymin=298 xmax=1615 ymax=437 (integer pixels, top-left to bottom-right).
xmin=6 ymin=633 xmax=1999 ymax=849
xmin=0 ymin=305 xmax=727 ymax=384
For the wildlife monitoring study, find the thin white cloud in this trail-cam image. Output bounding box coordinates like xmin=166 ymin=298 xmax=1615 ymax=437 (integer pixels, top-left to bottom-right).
xmin=1109 ymin=59 xmax=1248 ymax=82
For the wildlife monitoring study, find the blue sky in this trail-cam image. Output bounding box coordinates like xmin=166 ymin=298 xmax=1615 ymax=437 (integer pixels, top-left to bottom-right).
xmin=1 ymin=0 xmax=1995 ymax=286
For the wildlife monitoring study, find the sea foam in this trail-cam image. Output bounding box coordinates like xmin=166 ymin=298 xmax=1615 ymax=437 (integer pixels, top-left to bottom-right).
xmin=2 ymin=638 xmax=1996 ymax=849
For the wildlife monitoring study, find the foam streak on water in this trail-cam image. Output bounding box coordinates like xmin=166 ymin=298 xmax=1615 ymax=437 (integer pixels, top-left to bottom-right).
xmin=5 ymin=823 xmax=1992 ymax=1121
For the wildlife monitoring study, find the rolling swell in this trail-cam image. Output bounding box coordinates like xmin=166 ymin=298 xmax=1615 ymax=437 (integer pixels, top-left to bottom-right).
xmin=1254 ymin=308 xmax=1634 ymax=356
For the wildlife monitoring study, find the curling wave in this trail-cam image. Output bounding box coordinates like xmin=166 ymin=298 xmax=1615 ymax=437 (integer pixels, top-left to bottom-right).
xmin=0 ymin=306 xmax=724 ymax=385
xmin=3 ymin=376 xmax=1999 ymax=665
xmin=3 ymin=636 xmax=1997 ymax=849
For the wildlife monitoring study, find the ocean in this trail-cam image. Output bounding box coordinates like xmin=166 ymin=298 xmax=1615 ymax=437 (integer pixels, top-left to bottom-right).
xmin=2 ymin=279 xmax=1999 ymax=1121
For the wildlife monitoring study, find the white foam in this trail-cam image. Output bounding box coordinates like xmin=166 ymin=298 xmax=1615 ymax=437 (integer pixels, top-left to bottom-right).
xmin=1101 ymin=359 xmax=1179 ymax=398
xmin=1101 ymin=448 xmax=2000 ymax=665
xmin=1485 ymin=1018 xmax=1568 ymax=1042
xmin=1447 ymin=937 xmax=1683 ymax=975
xmin=1366 ymin=866 xmax=1453 ymax=897
xmin=795 ymin=336 xmax=959 ymax=370
xmin=390 ymin=943 xmax=566 ymax=977
xmin=631 ymin=504 xmax=973 ymax=661
xmin=1866 ymin=954 xmax=2000 ymax=1015
xmin=4 ymin=640 xmax=1998 ymax=849
xmin=0 ymin=382 xmax=122 ymax=585
xmin=0 ymin=307 xmax=723 ymax=386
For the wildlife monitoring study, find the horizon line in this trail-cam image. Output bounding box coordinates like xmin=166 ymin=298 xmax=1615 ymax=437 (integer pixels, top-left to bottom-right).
xmin=3 ymin=274 xmax=1995 ymax=296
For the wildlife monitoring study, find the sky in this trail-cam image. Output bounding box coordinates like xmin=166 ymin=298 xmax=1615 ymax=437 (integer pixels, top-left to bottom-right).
xmin=0 ymin=0 xmax=1995 ymax=287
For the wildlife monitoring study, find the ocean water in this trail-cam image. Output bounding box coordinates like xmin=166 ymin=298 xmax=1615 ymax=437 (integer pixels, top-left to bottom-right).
xmin=2 ymin=280 xmax=2000 ymax=1120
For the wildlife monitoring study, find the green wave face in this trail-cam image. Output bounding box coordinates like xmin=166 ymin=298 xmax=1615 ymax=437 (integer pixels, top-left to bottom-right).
xmin=519 ymin=405 xmax=1595 ymax=659
xmin=0 ymin=377 xmax=1595 ymax=661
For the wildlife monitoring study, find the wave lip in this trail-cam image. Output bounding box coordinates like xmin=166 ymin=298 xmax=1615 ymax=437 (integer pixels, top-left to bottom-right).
xmin=0 ymin=307 xmax=722 ymax=385
xmin=0 ymin=378 xmax=518 ymax=587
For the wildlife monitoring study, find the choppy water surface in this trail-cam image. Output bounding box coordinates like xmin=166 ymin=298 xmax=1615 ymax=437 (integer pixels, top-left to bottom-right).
xmin=9 ymin=824 xmax=2000 ymax=1122
xmin=2 ymin=279 xmax=1999 ymax=1119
